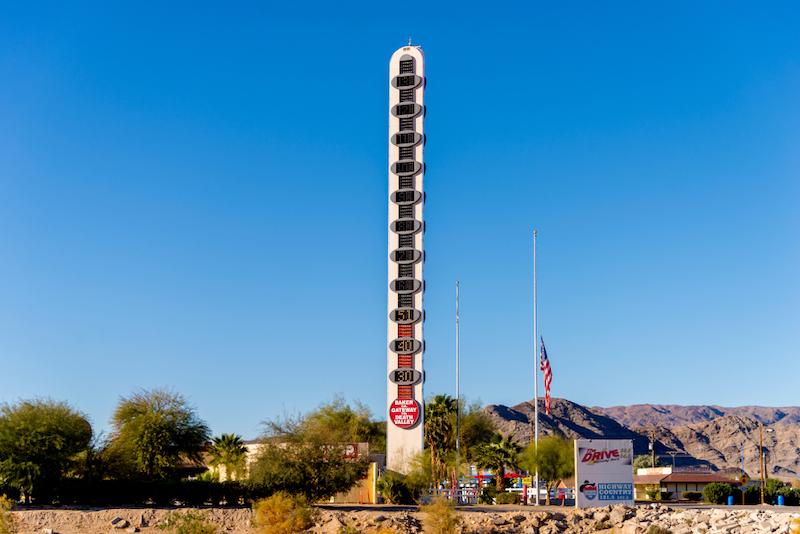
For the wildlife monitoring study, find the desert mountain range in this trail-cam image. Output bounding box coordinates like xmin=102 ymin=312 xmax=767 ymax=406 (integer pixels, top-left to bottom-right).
xmin=591 ymin=404 xmax=800 ymax=428
xmin=482 ymin=398 xmax=800 ymax=482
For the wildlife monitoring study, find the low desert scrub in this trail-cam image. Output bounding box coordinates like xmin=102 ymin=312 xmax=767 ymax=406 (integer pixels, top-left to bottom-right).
xmin=645 ymin=525 xmax=672 ymax=534
xmin=594 ymin=521 xmax=613 ymax=531
xmin=157 ymin=509 xmax=218 ymax=534
xmin=421 ymin=497 xmax=461 ymax=534
xmin=494 ymin=491 xmax=520 ymax=505
xmin=252 ymin=492 xmax=318 ymax=534
xmin=0 ymin=496 xmax=17 ymax=534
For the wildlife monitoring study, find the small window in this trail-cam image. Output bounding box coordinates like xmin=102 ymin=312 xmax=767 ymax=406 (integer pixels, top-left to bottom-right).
xmin=399 ymin=89 xmax=414 ymax=102
xmin=399 ymin=60 xmax=413 ymax=74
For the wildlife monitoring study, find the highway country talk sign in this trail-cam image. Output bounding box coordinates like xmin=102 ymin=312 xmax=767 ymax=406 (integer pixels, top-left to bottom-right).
xmin=574 ymin=439 xmax=635 ymax=508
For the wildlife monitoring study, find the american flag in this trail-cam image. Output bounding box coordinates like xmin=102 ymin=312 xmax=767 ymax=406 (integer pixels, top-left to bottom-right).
xmin=540 ymin=336 xmax=553 ymax=415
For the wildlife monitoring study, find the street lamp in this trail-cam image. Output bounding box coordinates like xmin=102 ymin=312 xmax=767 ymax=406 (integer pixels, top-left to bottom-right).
xmin=759 ymin=424 xmax=774 ymax=505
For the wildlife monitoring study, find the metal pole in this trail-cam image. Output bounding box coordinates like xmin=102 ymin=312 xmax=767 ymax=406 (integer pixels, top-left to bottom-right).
xmin=759 ymin=424 xmax=764 ymax=505
xmin=740 ymin=442 xmax=744 ymax=476
xmin=651 ymin=431 xmax=656 ymax=468
xmin=533 ymin=230 xmax=539 ymax=506
xmin=455 ymin=281 xmax=460 ymax=495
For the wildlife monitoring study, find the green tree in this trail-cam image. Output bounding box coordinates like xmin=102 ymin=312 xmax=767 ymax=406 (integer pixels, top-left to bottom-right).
xmin=70 ymin=431 xmax=139 ymax=481
xmin=633 ymin=454 xmax=665 ymax=472
xmin=0 ymin=398 xmax=92 ymax=503
xmin=110 ymin=387 xmax=210 ymax=479
xmin=208 ymin=433 xmax=247 ymax=481
xmin=702 ymin=482 xmax=732 ymax=504
xmin=421 ymin=395 xmax=495 ymax=484
xmin=458 ymin=399 xmax=495 ymax=462
xmin=302 ymin=395 xmax=385 ymax=454
xmin=249 ymin=411 xmax=369 ymax=502
xmin=473 ymin=432 xmax=522 ymax=493
xmin=520 ymin=434 xmax=574 ymax=505
xmin=425 ymin=395 xmax=457 ymax=484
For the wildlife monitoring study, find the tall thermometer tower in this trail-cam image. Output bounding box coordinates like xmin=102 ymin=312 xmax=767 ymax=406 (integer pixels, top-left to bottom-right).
xmin=386 ymin=45 xmax=425 ymax=472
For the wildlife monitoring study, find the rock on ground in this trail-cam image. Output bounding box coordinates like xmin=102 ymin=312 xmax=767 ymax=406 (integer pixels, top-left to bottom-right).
xmin=7 ymin=505 xmax=800 ymax=534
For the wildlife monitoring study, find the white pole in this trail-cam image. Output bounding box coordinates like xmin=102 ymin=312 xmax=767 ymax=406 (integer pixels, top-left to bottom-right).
xmin=455 ymin=281 xmax=460 ymax=491
xmin=533 ymin=231 xmax=539 ymax=505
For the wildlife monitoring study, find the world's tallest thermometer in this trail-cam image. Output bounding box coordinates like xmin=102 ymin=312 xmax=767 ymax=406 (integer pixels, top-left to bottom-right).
xmin=386 ymin=45 xmax=425 ymax=473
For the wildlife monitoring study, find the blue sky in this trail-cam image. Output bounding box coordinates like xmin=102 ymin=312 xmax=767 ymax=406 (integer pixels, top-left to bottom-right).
xmin=1 ymin=2 xmax=798 ymax=440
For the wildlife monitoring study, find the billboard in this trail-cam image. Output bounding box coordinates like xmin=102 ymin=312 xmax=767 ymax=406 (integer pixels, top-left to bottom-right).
xmin=574 ymin=439 xmax=634 ymax=508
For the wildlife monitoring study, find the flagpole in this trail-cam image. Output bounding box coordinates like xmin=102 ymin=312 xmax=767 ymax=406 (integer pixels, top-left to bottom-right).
xmin=455 ymin=281 xmax=460 ymax=494
xmin=533 ymin=231 xmax=539 ymax=506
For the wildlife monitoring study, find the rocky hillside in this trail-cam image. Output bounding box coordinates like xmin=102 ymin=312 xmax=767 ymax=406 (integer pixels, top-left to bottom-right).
xmin=484 ymin=398 xmax=800 ymax=482
xmin=591 ymin=404 xmax=800 ymax=428
xmin=633 ymin=414 xmax=800 ymax=481
xmin=483 ymin=398 xmax=650 ymax=454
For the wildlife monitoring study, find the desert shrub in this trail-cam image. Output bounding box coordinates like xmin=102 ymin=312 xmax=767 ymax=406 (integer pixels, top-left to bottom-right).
xmin=158 ymin=509 xmax=217 ymax=534
xmin=681 ymin=491 xmax=702 ymax=501
xmin=478 ymin=485 xmax=497 ymax=504
xmin=702 ymin=482 xmax=732 ymax=504
xmin=744 ymin=485 xmax=761 ymax=504
xmin=764 ymin=478 xmax=784 ymax=504
xmin=421 ymin=497 xmax=461 ymax=534
xmin=645 ymin=526 xmax=671 ymax=534
xmin=376 ymin=471 xmax=413 ymax=505
xmin=221 ymin=481 xmax=245 ymax=506
xmin=494 ymin=491 xmax=520 ymax=504
xmin=777 ymin=486 xmax=800 ymax=506
xmin=251 ymin=492 xmax=318 ymax=534
xmin=594 ymin=521 xmax=613 ymax=531
xmin=644 ymin=485 xmax=661 ymax=500
xmin=0 ymin=496 xmax=18 ymax=534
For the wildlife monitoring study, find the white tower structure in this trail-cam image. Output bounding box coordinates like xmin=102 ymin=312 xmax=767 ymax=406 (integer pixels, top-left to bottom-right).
xmin=386 ymin=45 xmax=425 ymax=473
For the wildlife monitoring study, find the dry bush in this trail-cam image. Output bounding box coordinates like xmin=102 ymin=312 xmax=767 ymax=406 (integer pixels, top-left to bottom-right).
xmin=0 ymin=496 xmax=17 ymax=534
xmin=252 ymin=492 xmax=318 ymax=534
xmin=157 ymin=509 xmax=217 ymax=534
xmin=421 ymin=497 xmax=460 ymax=534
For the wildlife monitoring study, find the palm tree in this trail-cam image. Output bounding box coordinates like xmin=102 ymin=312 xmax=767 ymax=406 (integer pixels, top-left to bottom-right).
xmin=473 ymin=432 xmax=522 ymax=493
xmin=207 ymin=433 xmax=247 ymax=481
xmin=425 ymin=395 xmax=457 ymax=484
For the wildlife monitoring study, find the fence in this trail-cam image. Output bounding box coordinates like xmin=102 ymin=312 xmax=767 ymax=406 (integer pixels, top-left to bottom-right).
xmin=420 ymin=486 xmax=576 ymax=505
xmin=419 ymin=488 xmax=480 ymax=504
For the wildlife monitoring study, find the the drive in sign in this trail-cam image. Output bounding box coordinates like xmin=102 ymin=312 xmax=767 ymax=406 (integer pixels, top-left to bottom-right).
xmin=390 ymin=398 xmax=420 ymax=428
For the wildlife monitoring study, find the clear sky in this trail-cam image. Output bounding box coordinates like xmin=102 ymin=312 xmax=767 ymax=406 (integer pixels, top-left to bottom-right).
xmin=1 ymin=2 xmax=798 ymax=440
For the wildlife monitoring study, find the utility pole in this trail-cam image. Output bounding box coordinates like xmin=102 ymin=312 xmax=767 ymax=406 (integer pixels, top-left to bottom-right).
xmin=650 ymin=431 xmax=656 ymax=468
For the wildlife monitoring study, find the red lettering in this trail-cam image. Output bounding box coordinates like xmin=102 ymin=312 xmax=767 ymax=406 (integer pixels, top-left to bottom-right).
xmin=582 ymin=449 xmax=595 ymax=462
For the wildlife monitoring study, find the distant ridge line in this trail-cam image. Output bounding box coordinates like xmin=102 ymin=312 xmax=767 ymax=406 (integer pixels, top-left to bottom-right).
xmin=590 ymin=404 xmax=800 ymax=428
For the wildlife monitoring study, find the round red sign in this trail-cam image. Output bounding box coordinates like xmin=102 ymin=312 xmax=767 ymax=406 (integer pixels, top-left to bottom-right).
xmin=390 ymin=398 xmax=420 ymax=428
